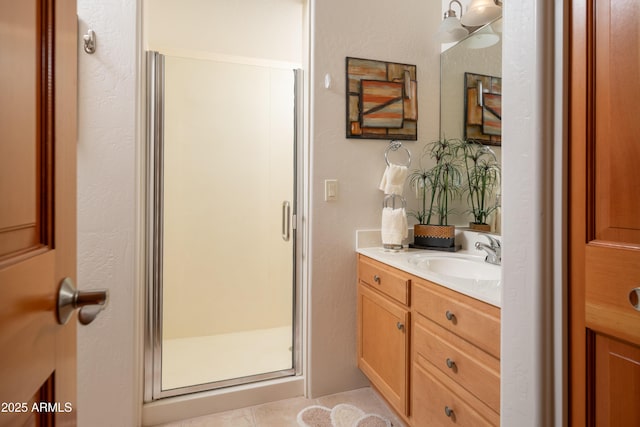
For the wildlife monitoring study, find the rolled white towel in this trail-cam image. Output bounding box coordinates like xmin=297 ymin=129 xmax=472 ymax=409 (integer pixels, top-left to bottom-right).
xmin=492 ymin=206 xmax=501 ymax=234
xmin=381 ymin=207 xmax=408 ymax=246
xmin=379 ymin=164 xmax=408 ymax=196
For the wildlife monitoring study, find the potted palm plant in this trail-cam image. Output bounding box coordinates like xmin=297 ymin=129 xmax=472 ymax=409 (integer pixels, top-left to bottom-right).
xmin=408 ymin=138 xmax=463 ymax=249
xmin=460 ymin=140 xmax=501 ymax=231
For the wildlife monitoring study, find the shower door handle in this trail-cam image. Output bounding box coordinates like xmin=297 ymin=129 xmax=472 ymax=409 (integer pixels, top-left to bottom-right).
xmin=282 ymin=201 xmax=291 ymax=241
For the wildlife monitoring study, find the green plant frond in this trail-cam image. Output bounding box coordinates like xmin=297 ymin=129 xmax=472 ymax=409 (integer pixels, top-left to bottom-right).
xmin=407 ymin=210 xmax=427 ymax=224
xmin=408 ymin=172 xmax=425 ymax=187
xmin=459 ymin=139 xmax=502 ymax=225
xmin=476 ymin=158 xmax=500 ymax=171
xmin=409 ymin=137 xmax=469 ymax=226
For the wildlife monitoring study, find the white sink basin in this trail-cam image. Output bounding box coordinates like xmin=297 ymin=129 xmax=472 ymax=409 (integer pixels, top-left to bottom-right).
xmin=407 ymin=253 xmax=501 ymax=283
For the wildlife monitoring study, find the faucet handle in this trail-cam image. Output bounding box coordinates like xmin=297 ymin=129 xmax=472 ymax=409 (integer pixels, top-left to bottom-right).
xmin=479 ymin=233 xmax=500 ymax=248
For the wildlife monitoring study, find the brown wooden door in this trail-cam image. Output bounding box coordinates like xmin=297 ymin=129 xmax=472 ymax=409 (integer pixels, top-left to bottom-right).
xmin=570 ymin=0 xmax=640 ymax=425
xmin=0 ymin=0 xmax=77 ymax=426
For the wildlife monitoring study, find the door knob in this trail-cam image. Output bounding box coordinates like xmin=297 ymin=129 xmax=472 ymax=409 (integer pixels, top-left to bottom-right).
xmin=57 ymin=277 xmax=109 ymax=325
xmin=629 ymin=288 xmax=640 ymax=311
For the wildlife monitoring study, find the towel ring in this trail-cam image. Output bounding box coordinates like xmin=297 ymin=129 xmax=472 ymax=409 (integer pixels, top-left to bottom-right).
xmin=383 ymin=194 xmax=407 ymax=209
xmin=384 ymin=140 xmax=411 ymax=167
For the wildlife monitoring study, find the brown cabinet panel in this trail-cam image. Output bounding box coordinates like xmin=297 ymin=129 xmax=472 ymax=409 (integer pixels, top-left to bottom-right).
xmin=413 ymin=278 xmax=500 ymax=359
xmin=358 ymin=255 xmax=410 ymax=305
xmin=357 ymin=283 xmax=410 ymax=416
xmin=414 ymin=318 xmax=500 ymax=413
xmin=413 ymin=360 xmax=497 ymax=427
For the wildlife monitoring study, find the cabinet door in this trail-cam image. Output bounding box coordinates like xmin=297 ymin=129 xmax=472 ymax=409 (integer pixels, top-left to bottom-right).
xmin=357 ymin=283 xmax=409 ymax=415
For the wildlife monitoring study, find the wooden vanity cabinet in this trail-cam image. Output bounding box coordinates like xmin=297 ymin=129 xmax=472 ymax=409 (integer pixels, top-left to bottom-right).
xmin=357 ymin=255 xmax=410 ymax=417
xmin=412 ymin=277 xmax=501 ymax=426
xmin=357 ymin=254 xmax=501 ymax=427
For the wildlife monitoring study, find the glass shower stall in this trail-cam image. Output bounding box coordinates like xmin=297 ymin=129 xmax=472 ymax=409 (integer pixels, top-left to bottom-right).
xmin=144 ymin=51 xmax=302 ymax=400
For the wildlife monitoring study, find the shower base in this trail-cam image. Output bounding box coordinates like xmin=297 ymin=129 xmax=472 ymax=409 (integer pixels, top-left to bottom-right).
xmin=161 ymin=325 xmax=293 ymax=390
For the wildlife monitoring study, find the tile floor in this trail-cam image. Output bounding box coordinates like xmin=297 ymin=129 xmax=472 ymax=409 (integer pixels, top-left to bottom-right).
xmin=154 ymin=387 xmax=407 ymax=427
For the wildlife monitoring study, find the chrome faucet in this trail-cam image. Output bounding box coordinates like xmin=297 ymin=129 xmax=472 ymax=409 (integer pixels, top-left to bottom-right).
xmin=475 ymin=234 xmax=501 ymax=265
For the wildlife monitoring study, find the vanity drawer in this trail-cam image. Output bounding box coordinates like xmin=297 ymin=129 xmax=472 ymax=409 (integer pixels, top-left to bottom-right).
xmin=413 ymin=317 xmax=500 ymax=413
xmin=413 ymin=278 xmax=500 ymax=358
xmin=413 ymin=360 xmax=498 ymax=426
xmin=358 ymin=255 xmax=409 ymax=305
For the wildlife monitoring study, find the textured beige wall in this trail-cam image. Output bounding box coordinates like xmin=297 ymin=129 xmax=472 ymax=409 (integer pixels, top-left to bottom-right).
xmin=77 ymin=1 xmax=138 ymax=425
xmin=308 ymin=0 xmax=442 ymax=397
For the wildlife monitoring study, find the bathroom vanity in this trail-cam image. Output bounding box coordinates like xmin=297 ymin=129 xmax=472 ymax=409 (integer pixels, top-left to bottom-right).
xmin=356 ymin=244 xmax=501 ymax=426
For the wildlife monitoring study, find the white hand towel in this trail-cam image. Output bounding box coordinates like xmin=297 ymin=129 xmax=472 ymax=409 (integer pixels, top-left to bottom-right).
xmin=381 ymin=207 xmax=408 ymax=246
xmin=491 ymin=206 xmax=501 ymax=234
xmin=379 ymin=164 xmax=408 ymax=196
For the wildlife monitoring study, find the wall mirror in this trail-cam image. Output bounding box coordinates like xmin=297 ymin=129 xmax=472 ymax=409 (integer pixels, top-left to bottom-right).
xmin=440 ymin=18 xmax=502 ymax=154
xmin=440 ymin=17 xmax=502 ymax=231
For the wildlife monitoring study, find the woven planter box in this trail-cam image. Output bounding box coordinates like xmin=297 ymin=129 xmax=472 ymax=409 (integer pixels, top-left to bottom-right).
xmin=469 ymin=222 xmax=492 ymax=232
xmin=414 ymin=224 xmax=456 ymax=249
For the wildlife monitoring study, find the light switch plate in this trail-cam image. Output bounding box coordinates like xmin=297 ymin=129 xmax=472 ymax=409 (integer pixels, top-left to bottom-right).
xmin=325 ymin=179 xmax=338 ymax=201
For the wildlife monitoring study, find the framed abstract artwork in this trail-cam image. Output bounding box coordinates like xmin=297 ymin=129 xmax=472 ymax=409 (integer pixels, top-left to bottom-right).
xmin=346 ymin=57 xmax=418 ymax=140
xmin=464 ymin=72 xmax=501 ymax=146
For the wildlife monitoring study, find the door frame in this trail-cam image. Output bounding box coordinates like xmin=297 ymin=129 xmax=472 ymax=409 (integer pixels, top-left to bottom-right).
xmin=136 ymin=4 xmax=310 ymax=425
xmin=500 ymin=0 xmax=568 ymax=425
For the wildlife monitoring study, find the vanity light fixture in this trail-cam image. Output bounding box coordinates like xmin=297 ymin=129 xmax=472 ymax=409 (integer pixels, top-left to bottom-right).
xmin=436 ymin=0 xmax=468 ymax=43
xmin=460 ymin=0 xmax=502 ymax=27
xmin=466 ymin=24 xmax=500 ymax=49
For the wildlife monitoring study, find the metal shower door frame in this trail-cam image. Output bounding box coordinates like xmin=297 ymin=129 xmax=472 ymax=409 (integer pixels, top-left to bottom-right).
xmin=143 ymin=51 xmax=303 ymax=401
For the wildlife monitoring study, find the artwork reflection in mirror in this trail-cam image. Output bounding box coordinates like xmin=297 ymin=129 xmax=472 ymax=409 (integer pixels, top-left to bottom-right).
xmin=464 ymin=72 xmax=501 ymax=146
xmin=440 ymin=17 xmax=502 ymax=149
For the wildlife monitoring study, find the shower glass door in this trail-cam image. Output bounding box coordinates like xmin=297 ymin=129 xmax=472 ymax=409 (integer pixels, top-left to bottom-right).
xmin=146 ymin=52 xmax=301 ymax=399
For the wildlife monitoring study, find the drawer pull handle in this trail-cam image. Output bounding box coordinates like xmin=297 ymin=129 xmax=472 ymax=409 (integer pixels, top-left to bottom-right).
xmin=444 ymin=406 xmax=454 ymax=417
xmin=397 ymin=322 xmax=405 ymax=331
xmin=445 ymin=310 xmax=455 ymax=321
xmin=373 ymin=275 xmax=381 ymax=284
xmin=446 ymin=358 xmax=456 ymax=369
xmin=630 ymin=288 xmax=640 ymax=311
